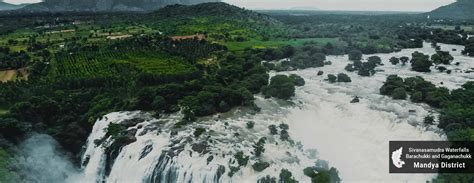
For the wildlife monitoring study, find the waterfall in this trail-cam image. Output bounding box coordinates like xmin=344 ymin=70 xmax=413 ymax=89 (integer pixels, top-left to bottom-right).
xmin=78 ymin=109 xmax=319 ymax=182
xmin=28 ymin=42 xmax=473 ymax=182
xmin=15 ymin=134 xmax=80 ymax=183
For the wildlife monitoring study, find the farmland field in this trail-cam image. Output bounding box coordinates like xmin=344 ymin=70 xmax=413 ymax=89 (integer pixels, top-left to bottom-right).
xmin=51 ymin=50 xmax=195 ymax=78
xmin=223 ymin=37 xmax=344 ymax=51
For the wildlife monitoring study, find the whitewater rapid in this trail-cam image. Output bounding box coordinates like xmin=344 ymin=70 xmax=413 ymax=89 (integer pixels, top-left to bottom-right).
xmin=281 ymin=42 xmax=473 ymax=182
xmin=18 ymin=43 xmax=474 ymax=182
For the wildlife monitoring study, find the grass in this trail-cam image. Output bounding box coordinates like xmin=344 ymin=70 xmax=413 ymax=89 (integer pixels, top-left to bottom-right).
xmin=0 ymin=70 xmax=16 ymax=83
xmin=223 ymin=37 xmax=344 ymax=51
xmin=0 ymin=149 xmax=19 ymax=183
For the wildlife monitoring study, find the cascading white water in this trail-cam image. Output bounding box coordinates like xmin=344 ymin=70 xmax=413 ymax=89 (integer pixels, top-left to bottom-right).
xmin=281 ymin=42 xmax=473 ymax=182
xmin=71 ymin=42 xmax=473 ymax=182
xmin=15 ymin=134 xmax=81 ymax=183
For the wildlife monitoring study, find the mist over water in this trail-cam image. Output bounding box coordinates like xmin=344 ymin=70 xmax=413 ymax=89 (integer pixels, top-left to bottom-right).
xmin=16 ymin=43 xmax=474 ymax=182
xmin=15 ymin=134 xmax=80 ymax=183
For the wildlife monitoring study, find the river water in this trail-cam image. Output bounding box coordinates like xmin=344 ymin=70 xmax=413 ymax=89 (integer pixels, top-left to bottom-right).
xmin=20 ymin=42 xmax=474 ymax=182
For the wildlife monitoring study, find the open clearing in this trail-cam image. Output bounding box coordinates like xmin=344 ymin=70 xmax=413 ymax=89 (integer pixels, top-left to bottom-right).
xmin=223 ymin=37 xmax=344 ymax=51
xmin=0 ymin=70 xmax=16 ymax=82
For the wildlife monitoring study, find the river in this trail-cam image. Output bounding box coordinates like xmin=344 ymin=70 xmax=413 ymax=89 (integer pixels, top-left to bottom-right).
xmin=18 ymin=42 xmax=474 ymax=182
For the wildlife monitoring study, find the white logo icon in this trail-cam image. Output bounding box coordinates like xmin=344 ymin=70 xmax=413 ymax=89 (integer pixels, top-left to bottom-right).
xmin=391 ymin=147 xmax=405 ymax=168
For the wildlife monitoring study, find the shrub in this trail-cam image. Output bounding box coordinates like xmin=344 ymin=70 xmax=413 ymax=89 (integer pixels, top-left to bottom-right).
xmin=411 ymin=51 xmax=432 ymax=72
xmin=400 ymin=56 xmax=409 ymax=65
xmin=289 ymin=74 xmax=305 ymax=86
xmin=253 ymin=137 xmax=266 ymax=157
xmin=234 ymin=151 xmax=249 ymax=166
xmin=431 ymin=51 xmax=453 ymax=65
xmin=327 ymin=74 xmax=337 ymax=83
xmin=411 ymin=91 xmax=423 ymax=103
xmin=424 ymin=115 xmax=434 ymax=124
xmin=348 ymin=49 xmax=363 ymax=61
xmin=337 ymin=73 xmax=352 ymax=82
xmin=262 ymin=75 xmax=296 ymax=100
xmin=246 ymin=121 xmax=255 ymax=129
xmin=367 ymin=56 xmax=382 ymax=65
xmin=268 ymin=125 xmax=278 ymax=135
xmin=252 ymin=162 xmax=270 ymax=172
xmin=279 ymin=169 xmax=298 ymax=183
xmin=391 ymin=87 xmax=407 ymax=100
xmin=389 ymin=57 xmax=400 ymax=65
xmin=194 ymin=128 xmax=206 ymax=137
xmin=345 ymin=64 xmax=355 ymax=72
xmin=379 ymin=75 xmax=404 ymax=95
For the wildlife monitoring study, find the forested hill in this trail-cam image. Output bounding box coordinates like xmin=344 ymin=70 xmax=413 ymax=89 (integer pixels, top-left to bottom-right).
xmin=427 ymin=0 xmax=474 ymax=19
xmin=20 ymin=0 xmax=220 ymax=12
xmin=154 ymin=2 xmax=280 ymax=25
xmin=0 ymin=2 xmax=25 ymax=11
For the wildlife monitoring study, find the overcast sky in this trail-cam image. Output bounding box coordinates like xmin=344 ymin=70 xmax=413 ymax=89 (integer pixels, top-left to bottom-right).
xmin=4 ymin=0 xmax=456 ymax=12
xmin=224 ymin=0 xmax=455 ymax=12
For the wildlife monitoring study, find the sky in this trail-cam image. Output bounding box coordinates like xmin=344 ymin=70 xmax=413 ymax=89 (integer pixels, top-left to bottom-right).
xmin=224 ymin=0 xmax=456 ymax=12
xmin=3 ymin=0 xmax=456 ymax=12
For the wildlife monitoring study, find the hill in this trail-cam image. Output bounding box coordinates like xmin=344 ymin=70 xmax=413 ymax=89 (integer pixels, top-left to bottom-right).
xmin=154 ymin=2 xmax=277 ymax=23
xmin=0 ymin=2 xmax=25 ymax=11
xmin=428 ymin=0 xmax=474 ymax=19
xmin=21 ymin=0 xmax=220 ymax=12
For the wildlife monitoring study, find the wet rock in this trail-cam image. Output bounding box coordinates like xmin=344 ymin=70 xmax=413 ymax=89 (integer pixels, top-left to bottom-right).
xmin=317 ymin=71 xmax=324 ymax=76
xmin=215 ymin=165 xmax=226 ymax=181
xmin=138 ymin=125 xmax=157 ymax=136
xmin=252 ymin=161 xmax=270 ymax=172
xmin=139 ymin=144 xmax=153 ymax=160
xmin=409 ymin=109 xmax=416 ymax=113
xmin=191 ymin=142 xmax=209 ymax=154
xmin=207 ymin=155 xmax=214 ymax=165
xmin=350 ymin=96 xmax=360 ymax=103
xmin=120 ymin=118 xmax=145 ymax=128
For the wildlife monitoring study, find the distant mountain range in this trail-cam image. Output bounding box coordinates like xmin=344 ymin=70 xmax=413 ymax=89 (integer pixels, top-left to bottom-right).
xmin=289 ymin=6 xmax=320 ymax=11
xmin=428 ymin=0 xmax=474 ymax=19
xmin=0 ymin=1 xmax=27 ymax=11
xmin=20 ymin=0 xmax=220 ymax=12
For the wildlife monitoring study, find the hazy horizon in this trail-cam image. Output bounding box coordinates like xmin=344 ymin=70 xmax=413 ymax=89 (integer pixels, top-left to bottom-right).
xmin=3 ymin=0 xmax=456 ymax=12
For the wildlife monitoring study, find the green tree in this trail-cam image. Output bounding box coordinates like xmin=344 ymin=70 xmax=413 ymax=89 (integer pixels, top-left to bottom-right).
xmin=337 ymin=73 xmax=351 ymax=83
xmin=391 ymin=87 xmax=407 ymax=100
xmin=348 ymin=49 xmax=363 ymax=61
xmin=431 ymin=51 xmax=453 ymax=65
xmin=327 ymin=74 xmax=337 ymax=83
xmin=411 ymin=52 xmax=432 ymax=72
xmin=262 ymin=75 xmax=296 ymax=100
xmin=389 ymin=57 xmax=400 ymax=65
